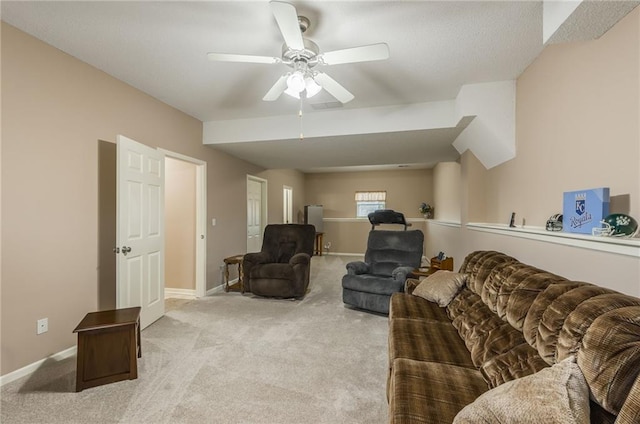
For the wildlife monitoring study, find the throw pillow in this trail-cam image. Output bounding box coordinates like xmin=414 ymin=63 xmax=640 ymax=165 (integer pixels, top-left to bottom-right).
xmin=412 ymin=270 xmax=468 ymax=307
xmin=453 ymin=356 xmax=590 ymax=424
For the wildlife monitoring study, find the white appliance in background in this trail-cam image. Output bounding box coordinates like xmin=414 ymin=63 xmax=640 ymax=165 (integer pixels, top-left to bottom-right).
xmin=304 ymin=205 xmax=323 ymax=233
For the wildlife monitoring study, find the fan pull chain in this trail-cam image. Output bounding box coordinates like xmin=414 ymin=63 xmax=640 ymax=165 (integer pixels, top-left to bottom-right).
xmin=299 ymin=95 xmax=304 ymax=140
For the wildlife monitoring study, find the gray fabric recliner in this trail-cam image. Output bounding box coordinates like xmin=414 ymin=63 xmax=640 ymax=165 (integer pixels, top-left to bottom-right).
xmin=243 ymin=224 xmax=315 ymax=299
xmin=342 ymin=229 xmax=424 ymax=314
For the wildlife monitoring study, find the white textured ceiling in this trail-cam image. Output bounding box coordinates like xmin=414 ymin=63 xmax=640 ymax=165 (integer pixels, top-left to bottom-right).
xmin=1 ymin=1 xmax=635 ymax=172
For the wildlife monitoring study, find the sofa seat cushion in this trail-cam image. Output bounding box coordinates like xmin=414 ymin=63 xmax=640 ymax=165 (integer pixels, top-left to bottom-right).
xmin=389 ymin=319 xmax=475 ymax=369
xmin=342 ymin=273 xmax=403 ymax=296
xmin=389 ymin=359 xmax=488 ymax=424
xmin=389 ymin=293 xmax=450 ymax=322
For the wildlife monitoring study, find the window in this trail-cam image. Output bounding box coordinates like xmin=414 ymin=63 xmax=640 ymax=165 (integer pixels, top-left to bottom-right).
xmin=355 ymin=191 xmax=386 ymax=218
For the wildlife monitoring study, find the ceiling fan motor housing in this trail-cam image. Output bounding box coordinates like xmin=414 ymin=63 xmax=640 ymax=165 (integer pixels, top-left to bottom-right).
xmin=282 ymin=38 xmax=320 ymax=68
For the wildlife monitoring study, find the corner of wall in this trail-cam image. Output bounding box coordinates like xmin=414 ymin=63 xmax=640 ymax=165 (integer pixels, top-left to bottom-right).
xmin=452 ymin=80 xmax=516 ymax=169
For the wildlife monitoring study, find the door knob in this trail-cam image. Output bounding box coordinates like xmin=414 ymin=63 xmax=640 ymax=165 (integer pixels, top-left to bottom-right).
xmin=122 ymin=246 xmax=132 ymax=256
xmin=113 ymin=247 xmax=120 ymax=254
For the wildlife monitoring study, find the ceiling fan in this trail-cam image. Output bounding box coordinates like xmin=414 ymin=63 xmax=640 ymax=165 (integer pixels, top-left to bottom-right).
xmin=207 ymin=1 xmax=390 ymax=104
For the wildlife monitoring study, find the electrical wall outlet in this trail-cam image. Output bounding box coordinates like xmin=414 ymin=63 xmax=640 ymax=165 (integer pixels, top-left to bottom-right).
xmin=37 ymin=318 xmax=48 ymax=335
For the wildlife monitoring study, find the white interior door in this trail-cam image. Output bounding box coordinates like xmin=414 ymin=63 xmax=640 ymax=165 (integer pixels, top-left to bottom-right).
xmin=247 ymin=178 xmax=263 ymax=253
xmin=283 ymin=186 xmax=293 ymax=224
xmin=117 ymin=135 xmax=165 ymax=329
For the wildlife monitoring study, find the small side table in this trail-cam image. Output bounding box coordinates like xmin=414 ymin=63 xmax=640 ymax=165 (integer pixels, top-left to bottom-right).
xmin=411 ymin=257 xmax=454 ymax=279
xmin=314 ymin=232 xmax=324 ymax=256
xmin=73 ymin=307 xmax=141 ymax=392
xmin=223 ymin=254 xmax=244 ymax=293
xmin=429 ymin=256 xmax=454 ymax=273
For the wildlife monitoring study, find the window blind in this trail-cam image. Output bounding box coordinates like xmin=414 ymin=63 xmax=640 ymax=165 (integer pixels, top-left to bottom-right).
xmin=354 ymin=191 xmax=386 ymax=202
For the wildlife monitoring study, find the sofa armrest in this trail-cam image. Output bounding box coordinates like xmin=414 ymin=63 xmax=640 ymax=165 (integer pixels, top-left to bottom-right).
xmin=392 ymin=266 xmax=415 ymax=283
xmin=346 ymin=261 xmax=370 ymax=275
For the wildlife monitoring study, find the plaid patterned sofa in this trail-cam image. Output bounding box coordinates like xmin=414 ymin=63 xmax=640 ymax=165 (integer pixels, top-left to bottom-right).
xmin=387 ymin=250 xmax=640 ymax=423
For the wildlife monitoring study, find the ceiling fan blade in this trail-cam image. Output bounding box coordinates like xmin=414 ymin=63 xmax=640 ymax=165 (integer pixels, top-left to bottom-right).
xmin=314 ymin=72 xmax=354 ymax=104
xmin=320 ymin=43 xmax=390 ymax=65
xmin=270 ymin=1 xmax=304 ymax=51
xmin=263 ymin=75 xmax=289 ymax=101
xmin=207 ymin=52 xmax=280 ymax=64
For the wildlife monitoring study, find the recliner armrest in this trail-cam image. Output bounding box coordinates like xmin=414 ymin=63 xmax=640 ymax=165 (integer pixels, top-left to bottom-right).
xmin=290 ymin=252 xmax=311 ymax=266
xmin=392 ymin=266 xmax=415 ymax=283
xmin=243 ymin=251 xmax=272 ymax=265
xmin=346 ymin=261 xmax=370 ymax=275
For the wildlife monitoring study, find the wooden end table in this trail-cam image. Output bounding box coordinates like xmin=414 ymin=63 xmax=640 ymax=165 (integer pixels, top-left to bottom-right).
xmin=223 ymin=254 xmax=244 ymax=293
xmin=411 ymin=257 xmax=454 ymax=278
xmin=313 ymin=232 xmax=324 ymax=256
xmin=73 ymin=307 xmax=141 ymax=392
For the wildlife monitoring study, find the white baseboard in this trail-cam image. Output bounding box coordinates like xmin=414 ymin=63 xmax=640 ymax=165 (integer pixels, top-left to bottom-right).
xmin=324 ymin=252 xmax=365 ymax=257
xmin=206 ymin=280 xmax=233 ymax=296
xmin=165 ymin=288 xmax=196 ymax=299
xmin=0 ymin=345 xmax=77 ymax=387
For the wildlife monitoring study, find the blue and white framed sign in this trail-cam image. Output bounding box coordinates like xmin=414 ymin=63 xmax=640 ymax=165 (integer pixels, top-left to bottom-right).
xmin=562 ymin=187 xmax=610 ymax=234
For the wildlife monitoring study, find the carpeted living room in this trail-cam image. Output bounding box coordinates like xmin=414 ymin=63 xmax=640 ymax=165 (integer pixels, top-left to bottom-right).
xmin=2 ymin=1 xmax=640 ymax=424
xmin=1 ymin=255 xmax=390 ymax=423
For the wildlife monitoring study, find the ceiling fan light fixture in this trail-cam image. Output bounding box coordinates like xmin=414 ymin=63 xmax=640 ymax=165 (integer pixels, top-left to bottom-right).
xmin=286 ymin=71 xmax=306 ymax=93
xmin=284 ymin=86 xmax=301 ymax=99
xmin=305 ymin=77 xmax=322 ymax=98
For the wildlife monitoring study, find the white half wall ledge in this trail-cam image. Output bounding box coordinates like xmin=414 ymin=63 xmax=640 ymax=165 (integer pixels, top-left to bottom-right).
xmin=452 ymin=80 xmax=516 ymax=169
xmin=543 ymin=0 xmax=640 ymax=45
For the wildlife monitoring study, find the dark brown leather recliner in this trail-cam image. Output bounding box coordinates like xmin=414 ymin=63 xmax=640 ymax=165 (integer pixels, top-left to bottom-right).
xmin=243 ymin=224 xmax=315 ymax=298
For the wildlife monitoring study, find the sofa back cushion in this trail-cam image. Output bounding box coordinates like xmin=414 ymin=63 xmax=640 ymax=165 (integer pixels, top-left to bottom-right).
xmin=577 ymin=306 xmax=640 ymax=416
xmin=458 ymin=251 xmax=518 ymax=295
xmin=536 ymin=285 xmax=614 ymax=365
xmin=556 ymin=293 xmax=640 ymax=361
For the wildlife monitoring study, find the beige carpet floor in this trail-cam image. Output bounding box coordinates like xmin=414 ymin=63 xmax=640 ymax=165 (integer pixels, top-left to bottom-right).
xmin=1 ymin=255 xmax=389 ymax=424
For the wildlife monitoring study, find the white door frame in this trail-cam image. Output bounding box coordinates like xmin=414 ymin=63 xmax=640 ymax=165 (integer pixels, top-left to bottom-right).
xmin=159 ymin=149 xmax=207 ymax=298
xmin=247 ymin=175 xmax=268 ymax=252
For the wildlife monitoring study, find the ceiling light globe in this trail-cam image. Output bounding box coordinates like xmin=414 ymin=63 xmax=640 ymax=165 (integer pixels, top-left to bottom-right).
xmin=305 ymin=77 xmax=322 ymax=98
xmin=284 ymin=87 xmax=301 ymax=99
xmin=286 ymin=72 xmax=305 ymax=93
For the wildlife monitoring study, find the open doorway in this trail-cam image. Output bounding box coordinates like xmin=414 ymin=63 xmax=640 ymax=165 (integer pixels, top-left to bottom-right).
xmin=162 ymin=150 xmax=207 ymax=300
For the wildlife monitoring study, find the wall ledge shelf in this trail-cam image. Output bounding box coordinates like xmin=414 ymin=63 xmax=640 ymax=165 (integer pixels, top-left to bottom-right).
xmin=427 ymin=220 xmax=462 ymax=228
xmin=323 ymin=217 xmax=425 ymax=223
xmin=466 ymin=222 xmax=640 ymax=258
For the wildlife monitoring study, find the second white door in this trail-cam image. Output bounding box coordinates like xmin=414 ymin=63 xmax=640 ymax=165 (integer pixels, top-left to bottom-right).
xmin=247 ymin=178 xmax=264 ymax=253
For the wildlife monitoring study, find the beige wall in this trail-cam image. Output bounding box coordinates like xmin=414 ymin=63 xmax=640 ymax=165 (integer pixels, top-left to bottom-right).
xmin=485 ymin=8 xmax=639 ymax=225
xmin=427 ymin=9 xmax=640 ymax=296
xmin=257 ymin=168 xmax=306 ymax=225
xmin=433 ymin=162 xmax=461 ymax=222
xmin=165 ymin=158 xmax=196 ymax=290
xmin=304 ymin=169 xmax=432 ymax=254
xmin=1 ymin=23 xmax=264 ymax=376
